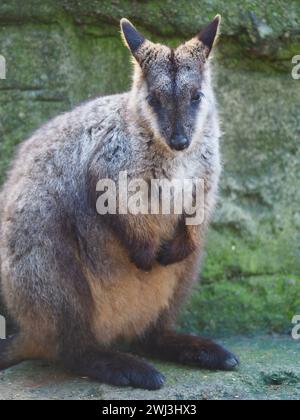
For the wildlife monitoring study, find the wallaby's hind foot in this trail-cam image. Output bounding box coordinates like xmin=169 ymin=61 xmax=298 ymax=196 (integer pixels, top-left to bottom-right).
xmin=139 ymin=331 xmax=239 ymax=371
xmin=62 ymin=350 xmax=165 ymax=390
xmin=0 ymin=335 xmax=24 ymax=370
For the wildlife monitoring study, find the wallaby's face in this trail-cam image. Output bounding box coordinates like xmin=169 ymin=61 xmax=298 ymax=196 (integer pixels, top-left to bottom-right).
xmin=140 ymin=50 xmax=205 ymax=152
xmin=121 ymin=17 xmax=220 ymax=151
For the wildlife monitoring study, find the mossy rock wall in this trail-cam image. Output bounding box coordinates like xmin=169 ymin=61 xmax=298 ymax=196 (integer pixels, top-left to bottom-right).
xmin=0 ymin=1 xmax=300 ymax=335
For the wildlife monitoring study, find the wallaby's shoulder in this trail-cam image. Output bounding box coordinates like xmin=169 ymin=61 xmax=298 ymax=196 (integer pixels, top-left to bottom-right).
xmin=0 ymin=92 xmax=131 ymax=217
xmin=5 ymin=93 xmax=128 ymax=178
xmin=27 ymin=92 xmax=129 ymax=149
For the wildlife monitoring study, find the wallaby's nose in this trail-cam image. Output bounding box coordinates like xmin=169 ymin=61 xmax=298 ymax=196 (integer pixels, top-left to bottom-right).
xmin=170 ymin=135 xmax=190 ymax=151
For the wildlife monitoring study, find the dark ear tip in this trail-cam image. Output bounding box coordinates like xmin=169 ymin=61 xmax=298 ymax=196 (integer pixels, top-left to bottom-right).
xmin=198 ymin=14 xmax=221 ymax=52
xmin=207 ymin=14 xmax=221 ymax=34
xmin=120 ymin=18 xmax=131 ymax=32
xmin=120 ymin=18 xmax=145 ymax=53
xmin=214 ymin=14 xmax=222 ymax=25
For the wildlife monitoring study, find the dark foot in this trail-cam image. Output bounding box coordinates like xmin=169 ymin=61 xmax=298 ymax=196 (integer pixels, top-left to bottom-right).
xmin=65 ymin=351 xmax=165 ymax=390
xmin=139 ymin=331 xmax=239 ymax=371
xmin=0 ymin=335 xmax=23 ymax=370
xmin=177 ymin=339 xmax=239 ymax=371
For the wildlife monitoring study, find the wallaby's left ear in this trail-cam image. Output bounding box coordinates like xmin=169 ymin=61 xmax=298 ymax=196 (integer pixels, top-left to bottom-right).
xmin=120 ymin=18 xmax=146 ymax=56
xmin=198 ymin=15 xmax=221 ymax=55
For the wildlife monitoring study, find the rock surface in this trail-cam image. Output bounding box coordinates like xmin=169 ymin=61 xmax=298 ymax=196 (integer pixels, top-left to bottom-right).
xmin=0 ymin=1 xmax=300 ymax=334
xmin=0 ymin=336 xmax=299 ymax=400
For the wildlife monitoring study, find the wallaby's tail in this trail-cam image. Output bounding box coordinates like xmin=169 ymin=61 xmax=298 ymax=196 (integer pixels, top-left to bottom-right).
xmin=0 ymin=335 xmax=23 ymax=370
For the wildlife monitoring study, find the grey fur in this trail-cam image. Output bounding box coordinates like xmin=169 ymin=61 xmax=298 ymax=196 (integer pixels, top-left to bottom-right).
xmin=0 ymin=18 xmax=231 ymax=386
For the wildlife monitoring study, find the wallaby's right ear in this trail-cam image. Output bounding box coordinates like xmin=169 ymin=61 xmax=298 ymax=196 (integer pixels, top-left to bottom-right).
xmin=120 ymin=19 xmax=146 ymax=56
xmin=198 ymin=15 xmax=221 ymax=56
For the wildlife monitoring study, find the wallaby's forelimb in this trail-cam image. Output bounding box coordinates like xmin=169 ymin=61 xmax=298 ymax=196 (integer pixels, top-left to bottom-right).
xmin=107 ymin=214 xmax=160 ymax=271
xmin=157 ymin=217 xmax=198 ymax=266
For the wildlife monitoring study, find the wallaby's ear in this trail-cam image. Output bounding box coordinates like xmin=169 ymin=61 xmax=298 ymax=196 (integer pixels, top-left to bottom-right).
xmin=198 ymin=15 xmax=221 ymax=55
xmin=120 ymin=18 xmax=146 ymax=56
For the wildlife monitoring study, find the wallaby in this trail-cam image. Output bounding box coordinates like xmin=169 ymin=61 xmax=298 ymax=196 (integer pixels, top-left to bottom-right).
xmin=0 ymin=16 xmax=239 ymax=390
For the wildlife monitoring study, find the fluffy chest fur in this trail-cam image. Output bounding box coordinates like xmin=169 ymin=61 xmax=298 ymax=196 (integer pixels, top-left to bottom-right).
xmin=87 ymin=260 xmax=183 ymax=346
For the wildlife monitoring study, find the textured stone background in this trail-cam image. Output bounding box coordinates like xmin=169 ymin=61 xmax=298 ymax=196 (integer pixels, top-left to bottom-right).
xmin=0 ymin=0 xmax=300 ymax=336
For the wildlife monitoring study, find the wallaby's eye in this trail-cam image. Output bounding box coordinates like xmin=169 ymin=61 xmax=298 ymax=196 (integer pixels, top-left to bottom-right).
xmin=191 ymin=90 xmax=204 ymax=104
xmin=147 ymin=94 xmax=161 ymax=109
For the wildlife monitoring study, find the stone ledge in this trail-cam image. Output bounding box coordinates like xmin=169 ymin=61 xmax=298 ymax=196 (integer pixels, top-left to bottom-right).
xmin=0 ymin=1 xmax=299 ymax=59
xmin=0 ymin=336 xmax=299 ymax=400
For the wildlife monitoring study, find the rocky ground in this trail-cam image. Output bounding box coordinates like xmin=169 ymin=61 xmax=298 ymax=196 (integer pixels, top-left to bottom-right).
xmin=0 ymin=335 xmax=299 ymax=400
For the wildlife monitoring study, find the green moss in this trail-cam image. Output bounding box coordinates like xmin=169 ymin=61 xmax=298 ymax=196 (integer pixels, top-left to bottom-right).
xmin=1 ymin=1 xmax=300 ymax=58
xmin=180 ymin=275 xmax=300 ymax=336
xmin=0 ymin=18 xmax=130 ymax=185
xmin=65 ymin=0 xmax=300 ymax=61
xmin=202 ymin=228 xmax=300 ymax=283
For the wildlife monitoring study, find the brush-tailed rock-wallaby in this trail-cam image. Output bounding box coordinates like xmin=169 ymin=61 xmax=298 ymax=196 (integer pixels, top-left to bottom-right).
xmin=0 ymin=16 xmax=239 ymax=390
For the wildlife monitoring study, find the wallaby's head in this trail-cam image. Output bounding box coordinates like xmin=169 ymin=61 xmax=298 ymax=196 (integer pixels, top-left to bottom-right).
xmin=121 ymin=16 xmax=221 ymax=152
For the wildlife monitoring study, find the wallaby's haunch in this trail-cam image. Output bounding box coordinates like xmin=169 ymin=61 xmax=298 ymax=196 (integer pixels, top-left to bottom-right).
xmin=0 ymin=16 xmax=239 ymax=389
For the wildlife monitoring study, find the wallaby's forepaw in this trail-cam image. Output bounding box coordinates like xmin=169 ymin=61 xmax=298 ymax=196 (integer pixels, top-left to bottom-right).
xmin=157 ymin=219 xmax=197 ymax=266
xmin=130 ymin=243 xmax=157 ymax=271
xmin=157 ymin=242 xmax=184 ymax=266
xmin=157 ymin=238 xmax=196 ymax=266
